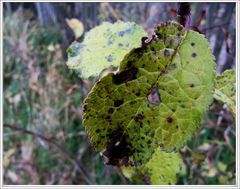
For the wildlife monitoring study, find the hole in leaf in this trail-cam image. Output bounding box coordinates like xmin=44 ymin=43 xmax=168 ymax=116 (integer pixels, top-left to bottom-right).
xmin=147 ymin=86 xmax=161 ymax=105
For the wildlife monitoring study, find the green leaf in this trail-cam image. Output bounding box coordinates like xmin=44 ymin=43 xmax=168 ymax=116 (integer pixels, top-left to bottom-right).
xmin=66 ymin=21 xmax=147 ymax=78
xmin=121 ymin=149 xmax=184 ymax=185
xmin=213 ymin=69 xmax=236 ymax=115
xmin=83 ymin=21 xmax=216 ymax=165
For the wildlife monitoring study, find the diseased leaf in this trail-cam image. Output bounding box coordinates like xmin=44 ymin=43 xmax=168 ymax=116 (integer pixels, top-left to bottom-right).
xmin=66 ymin=21 xmax=147 ymax=78
xmin=83 ymin=21 xmax=215 ymax=166
xmin=121 ymin=149 xmax=184 ymax=185
xmin=213 ymin=69 xmax=236 ymax=115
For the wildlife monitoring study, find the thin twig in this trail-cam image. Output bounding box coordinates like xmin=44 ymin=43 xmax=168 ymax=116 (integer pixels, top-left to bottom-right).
xmin=3 ymin=123 xmax=95 ymax=184
xmin=201 ymin=22 xmax=230 ymax=32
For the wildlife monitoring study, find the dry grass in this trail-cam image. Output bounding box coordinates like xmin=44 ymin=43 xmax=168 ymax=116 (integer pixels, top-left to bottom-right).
xmin=3 ymin=3 xmax=236 ymax=185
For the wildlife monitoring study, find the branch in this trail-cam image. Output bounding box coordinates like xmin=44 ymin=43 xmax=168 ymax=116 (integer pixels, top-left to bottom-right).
xmin=177 ymin=2 xmax=191 ymax=28
xmin=3 ymin=123 xmax=95 ymax=185
xmin=201 ymin=22 xmax=230 ymax=32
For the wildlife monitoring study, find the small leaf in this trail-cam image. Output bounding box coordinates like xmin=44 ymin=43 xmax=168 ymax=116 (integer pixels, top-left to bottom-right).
xmin=213 ymin=69 xmax=236 ymax=115
xmin=7 ymin=170 xmax=19 ymax=183
xmin=47 ymin=44 xmax=55 ymax=52
xmin=66 ymin=18 xmax=84 ymax=39
xmin=83 ymin=21 xmax=215 ymax=165
xmin=218 ymin=162 xmax=227 ymax=172
xmin=3 ymin=148 xmax=16 ymax=168
xmin=121 ymin=149 xmax=184 ymax=185
xmin=66 ymin=21 xmax=147 ymax=78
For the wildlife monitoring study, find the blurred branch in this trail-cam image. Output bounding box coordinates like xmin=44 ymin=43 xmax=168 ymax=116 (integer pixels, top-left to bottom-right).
xmin=201 ymin=22 xmax=230 ymax=32
xmin=101 ymin=2 xmax=122 ymax=21
xmin=177 ymin=2 xmax=191 ymax=28
xmin=3 ymin=123 xmax=95 ymax=184
xmin=213 ymin=4 xmax=234 ymax=66
xmin=35 ymin=3 xmax=58 ymax=27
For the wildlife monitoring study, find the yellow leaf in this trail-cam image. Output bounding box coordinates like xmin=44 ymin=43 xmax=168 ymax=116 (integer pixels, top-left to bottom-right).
xmin=47 ymin=44 xmax=55 ymax=52
xmin=3 ymin=148 xmax=16 ymax=168
xmin=7 ymin=170 xmax=19 ymax=182
xmin=66 ymin=18 xmax=84 ymax=39
xmin=3 ymin=159 xmax=10 ymax=168
xmin=213 ymin=69 xmax=236 ymax=116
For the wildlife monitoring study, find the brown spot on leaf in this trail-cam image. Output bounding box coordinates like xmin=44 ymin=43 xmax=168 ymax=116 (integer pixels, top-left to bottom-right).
xmin=134 ymin=113 xmax=144 ymax=122
xmin=127 ymin=61 xmax=134 ymax=68
xmin=105 ymin=115 xmax=112 ymax=122
xmin=83 ymin=104 xmax=87 ymax=112
xmin=181 ymin=104 xmax=185 ymax=108
xmin=158 ymin=33 xmax=163 ymax=40
xmin=102 ymin=128 xmax=133 ymax=166
xmin=141 ymin=36 xmax=149 ymax=47
xmin=114 ymin=99 xmax=124 ymax=107
xmin=130 ymin=101 xmax=137 ymax=106
xmin=112 ymin=67 xmax=138 ymax=85
xmin=167 ymin=116 xmax=173 ymax=123
xmin=135 ymin=90 xmax=141 ymax=96
xmin=108 ymin=108 xmax=114 ymax=114
xmin=170 ymin=63 xmax=177 ymax=69
xmin=96 ymin=129 xmax=100 ymax=133
xmin=159 ymin=143 xmax=164 ymax=148
xmin=177 ymin=25 xmax=183 ymax=31
xmin=152 ymin=51 xmax=159 ymax=55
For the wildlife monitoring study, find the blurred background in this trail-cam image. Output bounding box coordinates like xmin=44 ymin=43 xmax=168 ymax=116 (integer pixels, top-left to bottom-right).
xmin=3 ymin=2 xmax=236 ymax=185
